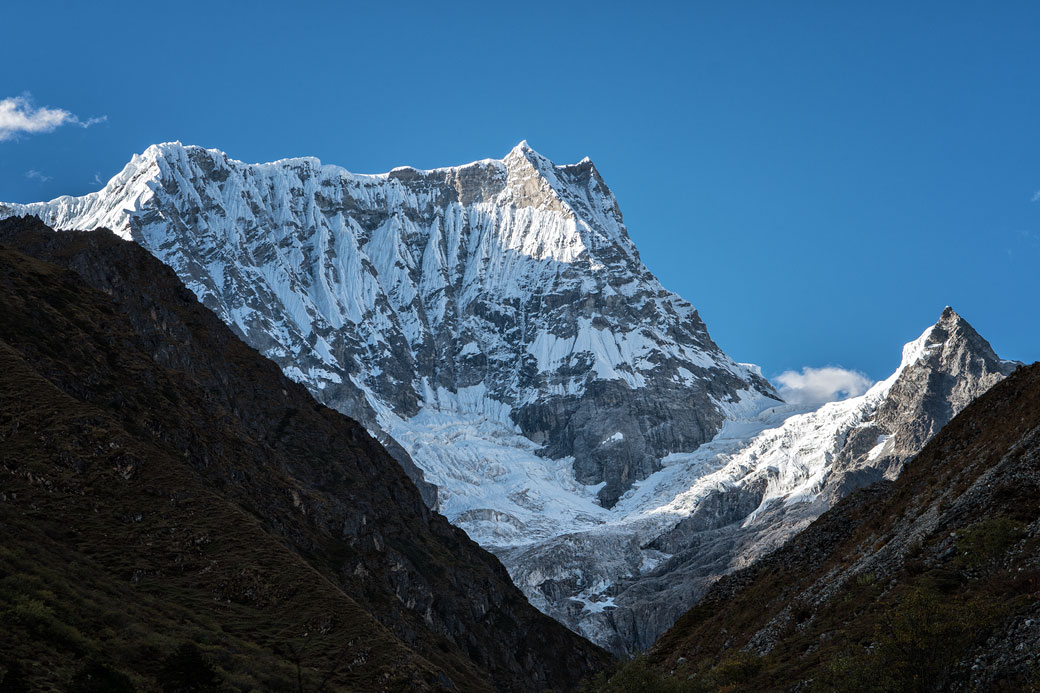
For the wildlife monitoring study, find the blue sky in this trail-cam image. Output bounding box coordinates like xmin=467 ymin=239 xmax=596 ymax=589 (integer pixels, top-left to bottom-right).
xmin=2 ymin=1 xmax=1037 ymax=382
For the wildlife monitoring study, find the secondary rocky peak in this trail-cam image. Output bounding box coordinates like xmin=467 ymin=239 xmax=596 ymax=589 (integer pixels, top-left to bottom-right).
xmin=870 ymin=307 xmax=1019 ymax=463
xmin=893 ymin=306 xmax=1013 ymax=399
xmin=932 ymin=305 xmax=1004 ymax=364
xmin=811 ymin=306 xmax=1021 ymax=507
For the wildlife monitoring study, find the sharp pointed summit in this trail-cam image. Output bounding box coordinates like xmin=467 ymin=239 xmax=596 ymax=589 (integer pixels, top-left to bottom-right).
xmin=506 ymin=139 xmax=550 ymax=161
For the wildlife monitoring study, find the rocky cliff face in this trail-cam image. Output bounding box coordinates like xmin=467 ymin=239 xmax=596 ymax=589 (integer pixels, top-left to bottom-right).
xmin=829 ymin=306 xmax=1018 ymax=495
xmin=0 ymin=141 xmax=777 ymax=512
xmin=644 ymin=361 xmax=1040 ymax=691
xmin=0 ymin=216 xmax=609 ymax=691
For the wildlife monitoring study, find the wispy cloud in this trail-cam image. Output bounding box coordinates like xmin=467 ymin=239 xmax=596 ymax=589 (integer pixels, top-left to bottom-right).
xmin=1005 ymin=230 xmax=1040 ymax=261
xmin=24 ymin=169 xmax=52 ymax=183
xmin=0 ymin=94 xmax=106 ymax=142
xmin=774 ymin=366 xmax=873 ymax=405
xmin=1032 ymin=190 xmax=1040 ymax=203
xmin=93 ymin=172 xmax=103 ymax=185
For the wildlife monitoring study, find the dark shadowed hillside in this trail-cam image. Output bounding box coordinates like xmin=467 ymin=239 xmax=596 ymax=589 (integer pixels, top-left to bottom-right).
xmin=0 ymin=216 xmax=608 ymax=691
xmin=590 ymin=361 xmax=1040 ymax=691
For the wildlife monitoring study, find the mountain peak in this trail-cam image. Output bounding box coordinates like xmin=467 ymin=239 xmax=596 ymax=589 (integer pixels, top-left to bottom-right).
xmin=930 ymin=306 xmax=1004 ymax=364
xmin=901 ymin=307 xmax=980 ymax=366
xmin=938 ymin=304 xmax=966 ymax=328
xmin=870 ymin=306 xmax=1021 ymax=463
xmin=505 ymin=139 xmax=553 ymax=169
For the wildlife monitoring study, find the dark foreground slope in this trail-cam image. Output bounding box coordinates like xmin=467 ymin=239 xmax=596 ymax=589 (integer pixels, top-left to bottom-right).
xmin=598 ymin=361 xmax=1040 ymax=691
xmin=0 ymin=216 xmax=608 ymax=692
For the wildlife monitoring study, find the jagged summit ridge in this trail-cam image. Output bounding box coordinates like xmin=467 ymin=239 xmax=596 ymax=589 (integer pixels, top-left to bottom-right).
xmin=0 ymin=142 xmax=778 ymax=515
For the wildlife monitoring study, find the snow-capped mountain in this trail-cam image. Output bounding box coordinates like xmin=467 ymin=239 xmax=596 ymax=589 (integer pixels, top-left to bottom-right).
xmin=0 ymin=141 xmax=777 ymax=515
xmin=2 ymin=144 xmax=1017 ymax=654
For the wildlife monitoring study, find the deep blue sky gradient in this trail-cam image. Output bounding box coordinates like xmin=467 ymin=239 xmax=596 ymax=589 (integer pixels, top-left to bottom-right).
xmin=2 ymin=0 xmax=1038 ymax=380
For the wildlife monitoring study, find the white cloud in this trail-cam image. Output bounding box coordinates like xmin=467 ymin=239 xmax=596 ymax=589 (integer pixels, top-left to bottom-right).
xmin=25 ymin=169 xmax=52 ymax=182
xmin=774 ymin=366 xmax=874 ymax=405
xmin=0 ymin=94 xmax=106 ymax=141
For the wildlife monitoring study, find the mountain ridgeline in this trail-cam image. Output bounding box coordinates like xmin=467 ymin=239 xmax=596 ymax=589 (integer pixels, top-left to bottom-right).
xmin=0 ymin=216 xmax=608 ymax=691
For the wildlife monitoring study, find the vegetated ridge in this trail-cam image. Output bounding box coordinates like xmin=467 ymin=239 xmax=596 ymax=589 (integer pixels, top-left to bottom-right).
xmin=0 ymin=216 xmax=608 ymax=692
